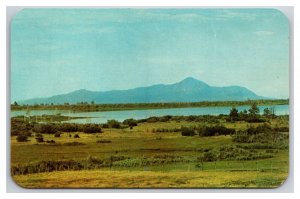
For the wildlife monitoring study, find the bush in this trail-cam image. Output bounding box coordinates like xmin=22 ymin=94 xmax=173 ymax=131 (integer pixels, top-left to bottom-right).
xmin=38 ymin=124 xmax=57 ymax=134
xmin=186 ymin=115 xmax=197 ymax=122
xmin=198 ymin=145 xmax=275 ymax=162
xmin=81 ymin=124 xmax=102 ymax=134
xmin=106 ymin=120 xmax=121 ymax=128
xmin=46 ymin=140 xmax=56 ymax=144
xmin=156 ymin=128 xmax=181 ymax=133
xmin=74 ymin=134 xmax=80 ymax=138
xmin=96 ymin=140 xmax=112 ymax=143
xmin=86 ymin=155 xmax=104 ymax=165
xmin=236 ymin=143 xmax=279 ymax=149
xmin=273 ymin=126 xmax=289 ymax=132
xmin=123 ymin=118 xmax=138 ymax=128
xmin=54 ymin=131 xmax=62 ymax=137
xmin=159 ymin=115 xmax=173 ymax=122
xmin=181 ymin=127 xmax=195 ymax=136
xmin=111 ymin=158 xmax=141 ymax=167
xmin=35 ymin=133 xmax=44 ymax=142
xmin=102 ymin=123 xmax=109 ymax=128
xmin=245 ymin=118 xmax=266 ymax=123
xmin=198 ymin=125 xmax=235 ymax=137
xmin=146 ymin=117 xmax=159 ymax=123
xmin=199 ymin=149 xmax=219 ymax=162
xmin=63 ymin=142 xmax=85 ymax=146
xmin=231 ymin=124 xmax=284 ymax=144
xmin=11 ymin=118 xmax=34 ymax=136
xmin=58 ymin=123 xmax=79 ymax=132
xmin=11 ymin=160 xmax=84 ymax=175
xmin=16 ymin=134 xmax=29 ymax=142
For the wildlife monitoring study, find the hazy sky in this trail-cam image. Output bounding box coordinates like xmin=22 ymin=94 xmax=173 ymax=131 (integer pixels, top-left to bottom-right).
xmin=11 ymin=9 xmax=289 ymax=102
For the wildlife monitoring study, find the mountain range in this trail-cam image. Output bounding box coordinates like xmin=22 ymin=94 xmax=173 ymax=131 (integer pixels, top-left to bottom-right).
xmin=19 ymin=77 xmax=266 ymax=105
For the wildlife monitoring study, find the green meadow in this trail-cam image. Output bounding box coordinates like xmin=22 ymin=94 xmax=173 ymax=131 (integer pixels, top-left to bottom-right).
xmin=10 ymin=109 xmax=289 ymax=188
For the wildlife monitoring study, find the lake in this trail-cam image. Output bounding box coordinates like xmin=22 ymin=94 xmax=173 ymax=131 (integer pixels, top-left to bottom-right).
xmin=10 ymin=104 xmax=289 ymax=124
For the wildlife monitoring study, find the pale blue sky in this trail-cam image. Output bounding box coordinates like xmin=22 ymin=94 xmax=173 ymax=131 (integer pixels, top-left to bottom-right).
xmin=11 ymin=9 xmax=289 ymax=102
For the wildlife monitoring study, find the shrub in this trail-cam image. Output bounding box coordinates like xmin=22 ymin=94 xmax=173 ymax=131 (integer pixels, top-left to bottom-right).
xmin=112 ymin=158 xmax=141 ymax=167
xmin=229 ymin=107 xmax=239 ymax=121
xmin=81 ymin=124 xmax=102 ymax=134
xmin=96 ymin=140 xmax=112 ymax=143
xmin=159 ymin=115 xmax=172 ymax=122
xmin=273 ymin=126 xmax=289 ymax=132
xmin=46 ymin=140 xmax=56 ymax=144
xmin=146 ymin=117 xmax=159 ymax=123
xmin=236 ymin=143 xmax=279 ymax=149
xmin=74 ymin=134 xmax=80 ymax=138
xmin=245 ymin=118 xmax=266 ymax=123
xmin=16 ymin=134 xmax=29 ymax=142
xmin=198 ymin=145 xmax=275 ymax=162
xmin=198 ymin=125 xmax=235 ymax=137
xmin=107 ymin=120 xmax=121 ymax=128
xmin=11 ymin=118 xmax=34 ymax=136
xmin=63 ymin=142 xmax=85 ymax=146
xmin=102 ymin=123 xmax=109 ymax=128
xmin=199 ymin=149 xmax=219 ymax=162
xmin=123 ymin=118 xmax=138 ymax=128
xmin=54 ymin=131 xmax=62 ymax=137
xmin=35 ymin=133 xmax=44 ymax=143
xmin=38 ymin=124 xmax=57 ymax=134
xmin=11 ymin=160 xmax=84 ymax=175
xmin=231 ymin=124 xmax=285 ymax=144
xmin=58 ymin=123 xmax=79 ymax=132
xmin=156 ymin=128 xmax=181 ymax=133
xmin=181 ymin=127 xmax=195 ymax=136
xmin=86 ymin=155 xmax=104 ymax=165
xmin=186 ymin=115 xmax=197 ymax=122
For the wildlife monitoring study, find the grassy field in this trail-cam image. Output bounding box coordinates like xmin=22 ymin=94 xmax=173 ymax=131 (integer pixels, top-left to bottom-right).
xmin=10 ymin=116 xmax=289 ymax=188
xmin=13 ymin=170 xmax=288 ymax=188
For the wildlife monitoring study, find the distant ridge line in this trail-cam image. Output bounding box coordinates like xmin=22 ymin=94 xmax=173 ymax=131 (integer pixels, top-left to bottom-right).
xmin=19 ymin=77 xmax=268 ymax=105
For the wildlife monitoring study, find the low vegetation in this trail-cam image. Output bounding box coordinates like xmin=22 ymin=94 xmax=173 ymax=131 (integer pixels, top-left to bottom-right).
xmin=10 ymin=103 xmax=289 ymax=188
xmin=11 ymin=118 xmax=103 ymax=139
xmin=11 ymin=99 xmax=288 ymax=112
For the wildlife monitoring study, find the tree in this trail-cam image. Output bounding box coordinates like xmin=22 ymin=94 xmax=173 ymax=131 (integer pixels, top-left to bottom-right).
xmin=238 ymin=109 xmax=248 ymax=120
xmin=248 ymin=103 xmax=259 ymax=118
xmin=229 ymin=107 xmax=239 ymax=121
xmin=13 ymin=101 xmax=19 ymax=106
xmin=263 ymin=108 xmax=271 ymax=117
xmin=123 ymin=118 xmax=138 ymax=129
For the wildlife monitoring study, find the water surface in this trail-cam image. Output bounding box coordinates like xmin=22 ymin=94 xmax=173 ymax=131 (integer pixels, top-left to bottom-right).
xmin=11 ymin=104 xmax=289 ymax=124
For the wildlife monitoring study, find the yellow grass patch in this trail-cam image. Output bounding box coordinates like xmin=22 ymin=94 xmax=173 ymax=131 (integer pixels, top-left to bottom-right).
xmin=13 ymin=170 xmax=288 ymax=188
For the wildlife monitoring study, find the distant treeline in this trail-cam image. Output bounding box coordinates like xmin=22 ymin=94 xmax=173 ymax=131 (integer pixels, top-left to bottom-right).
xmin=11 ymin=99 xmax=288 ymax=112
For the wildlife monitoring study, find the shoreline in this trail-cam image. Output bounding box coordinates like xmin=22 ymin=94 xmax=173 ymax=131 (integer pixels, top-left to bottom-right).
xmin=11 ymin=99 xmax=288 ymax=113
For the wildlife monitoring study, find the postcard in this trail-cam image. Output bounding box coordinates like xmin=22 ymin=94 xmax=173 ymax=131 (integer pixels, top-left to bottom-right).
xmin=10 ymin=8 xmax=289 ymax=188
